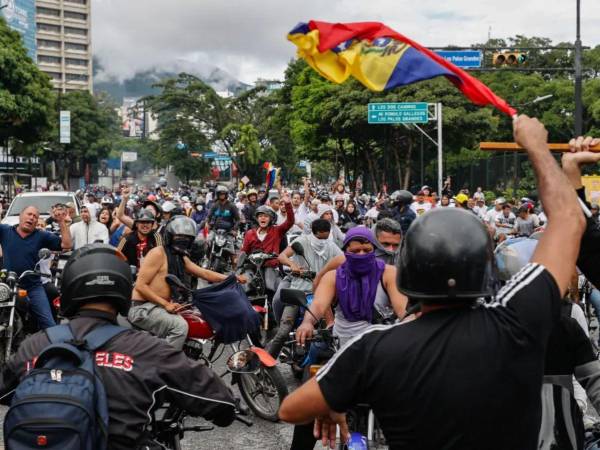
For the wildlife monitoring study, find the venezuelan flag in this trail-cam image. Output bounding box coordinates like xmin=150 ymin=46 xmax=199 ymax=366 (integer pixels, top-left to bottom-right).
xmin=288 ymin=21 xmax=516 ymax=117
xmin=264 ymin=162 xmax=278 ymax=190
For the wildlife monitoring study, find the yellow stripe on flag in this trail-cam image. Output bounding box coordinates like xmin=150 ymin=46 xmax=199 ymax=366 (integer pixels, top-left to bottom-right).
xmin=288 ymin=30 xmax=352 ymax=84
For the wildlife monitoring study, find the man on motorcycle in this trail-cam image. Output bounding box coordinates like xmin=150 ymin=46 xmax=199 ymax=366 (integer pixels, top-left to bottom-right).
xmin=389 ymin=190 xmax=417 ymax=234
xmin=242 ymin=188 xmax=259 ymax=226
xmin=295 ymin=226 xmax=407 ymax=348
xmin=117 ymin=208 xmax=162 ymax=268
xmin=266 ymin=219 xmax=343 ymax=358
xmin=0 ymin=206 xmax=72 ymax=329
xmin=206 ymin=185 xmax=240 ymax=234
xmin=206 ymin=185 xmax=239 ymax=267
xmin=129 ymin=216 xmax=242 ymax=350
xmin=239 ymin=194 xmax=295 ymax=293
xmin=0 ymin=244 xmax=237 ymax=449
xmin=279 ymin=116 xmax=585 ymax=450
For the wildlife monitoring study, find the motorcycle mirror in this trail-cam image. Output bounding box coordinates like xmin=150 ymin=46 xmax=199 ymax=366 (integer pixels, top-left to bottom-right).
xmin=38 ymin=248 xmax=52 ymax=261
xmin=226 ymin=350 xmax=260 ymax=374
xmin=291 ymin=241 xmax=305 ymax=257
xmin=280 ymin=288 xmax=308 ymax=309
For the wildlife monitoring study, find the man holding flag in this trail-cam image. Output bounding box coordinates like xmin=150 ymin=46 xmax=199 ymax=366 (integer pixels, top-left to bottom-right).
xmin=280 ymin=113 xmax=585 ymax=448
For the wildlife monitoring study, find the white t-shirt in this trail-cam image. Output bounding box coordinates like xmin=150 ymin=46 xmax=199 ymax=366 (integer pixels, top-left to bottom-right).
xmin=485 ymin=208 xmax=502 ymax=225
xmin=496 ymin=212 xmax=516 ymax=228
xmin=473 ymin=205 xmax=488 ymax=219
xmin=365 ymin=207 xmax=380 ymax=219
xmin=410 ymin=201 xmax=432 ymax=216
xmin=473 ymin=191 xmax=485 ymax=201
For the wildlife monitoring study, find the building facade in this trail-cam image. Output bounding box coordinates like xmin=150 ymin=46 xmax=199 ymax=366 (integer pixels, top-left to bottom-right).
xmin=35 ymin=0 xmax=92 ymax=92
xmin=1 ymin=0 xmax=37 ymax=59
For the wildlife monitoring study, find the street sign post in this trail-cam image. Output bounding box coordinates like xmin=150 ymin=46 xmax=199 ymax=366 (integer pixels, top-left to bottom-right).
xmin=434 ymin=50 xmax=482 ymax=68
xmin=368 ymin=102 xmax=428 ymax=124
xmin=59 ymin=111 xmax=70 ymax=144
xmin=121 ymin=151 xmax=138 ymax=162
xmin=368 ymin=102 xmax=443 ymax=195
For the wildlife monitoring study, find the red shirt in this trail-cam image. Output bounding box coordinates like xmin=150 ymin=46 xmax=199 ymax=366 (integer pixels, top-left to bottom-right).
xmin=241 ymin=202 xmax=294 ymax=267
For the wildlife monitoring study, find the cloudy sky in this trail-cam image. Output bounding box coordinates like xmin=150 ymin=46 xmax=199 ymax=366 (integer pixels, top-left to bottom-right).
xmin=92 ymin=0 xmax=600 ymax=83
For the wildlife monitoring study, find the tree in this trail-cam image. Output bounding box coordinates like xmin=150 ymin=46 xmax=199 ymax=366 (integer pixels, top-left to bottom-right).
xmin=0 ymin=16 xmax=54 ymax=147
xmin=45 ymin=91 xmax=121 ymax=185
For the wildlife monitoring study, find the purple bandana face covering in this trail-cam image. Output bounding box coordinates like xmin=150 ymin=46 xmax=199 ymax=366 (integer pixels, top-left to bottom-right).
xmin=335 ymin=249 xmax=385 ymax=322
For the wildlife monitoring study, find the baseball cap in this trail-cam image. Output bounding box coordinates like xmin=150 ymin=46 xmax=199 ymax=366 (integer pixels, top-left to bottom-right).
xmin=453 ymin=193 xmax=469 ymax=205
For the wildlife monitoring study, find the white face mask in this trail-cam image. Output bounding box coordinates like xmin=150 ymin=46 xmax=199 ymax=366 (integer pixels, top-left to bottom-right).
xmin=196 ymin=205 xmax=203 ymax=212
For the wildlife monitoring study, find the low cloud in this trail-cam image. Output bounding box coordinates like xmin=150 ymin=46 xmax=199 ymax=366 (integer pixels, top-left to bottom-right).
xmin=92 ymin=0 xmax=600 ymax=84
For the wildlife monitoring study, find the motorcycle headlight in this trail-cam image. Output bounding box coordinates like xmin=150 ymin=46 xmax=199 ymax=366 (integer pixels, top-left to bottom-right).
xmin=0 ymin=283 xmax=11 ymax=302
xmin=215 ymin=236 xmax=226 ymax=246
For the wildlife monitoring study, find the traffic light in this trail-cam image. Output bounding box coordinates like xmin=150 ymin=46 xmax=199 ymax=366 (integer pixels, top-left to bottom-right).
xmin=492 ymin=51 xmax=527 ymax=66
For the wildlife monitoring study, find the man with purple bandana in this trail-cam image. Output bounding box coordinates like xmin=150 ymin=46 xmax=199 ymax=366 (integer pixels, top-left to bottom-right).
xmin=295 ymin=226 xmax=407 ymax=348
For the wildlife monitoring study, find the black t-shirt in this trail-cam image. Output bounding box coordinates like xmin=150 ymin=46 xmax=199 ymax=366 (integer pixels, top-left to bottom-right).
xmin=545 ymin=305 xmax=595 ymax=376
xmin=317 ymin=263 xmax=561 ymax=450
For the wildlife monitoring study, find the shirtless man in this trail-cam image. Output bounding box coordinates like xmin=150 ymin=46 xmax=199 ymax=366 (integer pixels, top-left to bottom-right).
xmin=129 ymin=216 xmax=245 ymax=350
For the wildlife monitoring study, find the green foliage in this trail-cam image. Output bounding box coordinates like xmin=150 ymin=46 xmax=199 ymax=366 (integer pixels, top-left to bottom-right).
xmin=0 ymin=16 xmax=54 ymax=145
xmin=41 ymin=91 xmax=121 ymax=183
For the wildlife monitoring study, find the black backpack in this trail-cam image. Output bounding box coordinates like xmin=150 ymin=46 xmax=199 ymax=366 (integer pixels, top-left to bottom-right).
xmin=4 ymin=324 xmax=127 ymax=450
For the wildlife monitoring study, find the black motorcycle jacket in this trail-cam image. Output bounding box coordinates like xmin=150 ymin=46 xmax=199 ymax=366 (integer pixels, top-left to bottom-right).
xmin=0 ymin=310 xmax=236 ymax=450
xmin=390 ymin=206 xmax=416 ymax=234
xmin=207 ymin=201 xmax=240 ymax=232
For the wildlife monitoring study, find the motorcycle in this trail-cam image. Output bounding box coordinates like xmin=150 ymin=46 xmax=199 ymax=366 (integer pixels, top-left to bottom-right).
xmin=0 ymin=249 xmax=57 ymax=364
xmin=237 ymin=251 xmax=279 ymax=335
xmin=165 ymin=274 xmax=288 ymax=422
xmin=278 ymin=288 xmax=335 ymax=378
xmin=280 ymin=289 xmax=385 ymax=450
xmin=267 ymin=241 xmax=318 ymax=375
xmin=147 ymin=399 xmax=252 ymax=450
xmin=203 ymin=228 xmax=236 ymax=273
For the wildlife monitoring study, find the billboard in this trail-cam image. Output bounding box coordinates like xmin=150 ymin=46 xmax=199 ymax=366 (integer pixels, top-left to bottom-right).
xmin=1 ymin=0 xmax=36 ymax=60
xmin=581 ymin=176 xmax=600 ymax=204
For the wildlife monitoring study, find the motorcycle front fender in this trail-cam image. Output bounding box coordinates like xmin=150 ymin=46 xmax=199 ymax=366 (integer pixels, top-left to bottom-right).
xmin=249 ymin=346 xmax=277 ymax=367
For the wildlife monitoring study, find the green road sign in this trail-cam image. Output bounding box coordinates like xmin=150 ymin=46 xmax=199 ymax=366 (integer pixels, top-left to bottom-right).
xmin=368 ymin=102 xmax=429 ymax=124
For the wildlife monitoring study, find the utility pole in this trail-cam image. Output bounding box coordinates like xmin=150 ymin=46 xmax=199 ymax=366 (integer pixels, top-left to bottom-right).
xmin=574 ymin=0 xmax=583 ymax=135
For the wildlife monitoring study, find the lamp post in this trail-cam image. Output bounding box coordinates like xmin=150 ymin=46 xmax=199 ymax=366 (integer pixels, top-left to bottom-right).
xmin=512 ymin=94 xmax=555 ymax=189
xmin=574 ymin=0 xmax=583 ymax=136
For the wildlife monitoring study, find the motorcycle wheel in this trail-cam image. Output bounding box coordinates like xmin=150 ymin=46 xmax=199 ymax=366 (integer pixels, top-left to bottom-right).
xmin=237 ymin=365 xmax=288 ymax=422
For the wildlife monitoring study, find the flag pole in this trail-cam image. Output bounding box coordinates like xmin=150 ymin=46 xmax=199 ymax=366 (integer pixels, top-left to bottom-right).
xmin=480 ymin=142 xmax=600 ymax=152
xmin=437 ymin=103 xmax=443 ymax=196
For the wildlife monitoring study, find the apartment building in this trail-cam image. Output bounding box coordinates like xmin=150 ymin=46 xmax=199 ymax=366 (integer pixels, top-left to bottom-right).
xmin=35 ymin=0 xmax=92 ymax=92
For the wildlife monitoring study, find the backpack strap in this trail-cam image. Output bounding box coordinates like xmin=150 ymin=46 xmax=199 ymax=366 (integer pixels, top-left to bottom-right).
xmin=45 ymin=324 xmax=75 ymax=344
xmin=84 ymin=324 xmax=128 ymax=352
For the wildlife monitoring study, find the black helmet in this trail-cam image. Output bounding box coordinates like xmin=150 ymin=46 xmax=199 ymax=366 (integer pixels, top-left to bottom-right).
xmin=143 ymin=199 xmax=162 ymax=215
xmin=318 ymin=191 xmax=331 ymax=202
xmin=165 ymin=215 xmax=197 ymax=238
xmin=134 ymin=208 xmax=156 ymax=223
xmin=391 ymin=190 xmax=414 ymax=207
xmin=397 ymin=208 xmax=494 ymax=301
xmin=254 ymin=205 xmax=276 ymax=224
xmin=164 ymin=216 xmax=197 ymax=253
xmin=61 ymin=244 xmax=132 ymax=317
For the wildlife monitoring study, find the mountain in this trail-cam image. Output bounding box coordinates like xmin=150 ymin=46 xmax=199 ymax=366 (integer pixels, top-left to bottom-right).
xmin=93 ymin=58 xmax=251 ymax=103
